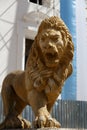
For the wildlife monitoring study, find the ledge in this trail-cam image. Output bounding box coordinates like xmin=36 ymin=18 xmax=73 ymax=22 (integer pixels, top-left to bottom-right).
xmin=2 ymin=128 xmax=87 ymax=130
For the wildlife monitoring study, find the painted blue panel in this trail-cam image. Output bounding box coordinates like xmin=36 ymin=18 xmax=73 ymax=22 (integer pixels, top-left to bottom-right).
xmin=60 ymin=0 xmax=77 ymax=100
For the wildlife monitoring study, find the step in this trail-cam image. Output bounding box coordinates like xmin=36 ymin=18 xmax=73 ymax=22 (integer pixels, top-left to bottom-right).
xmin=2 ymin=128 xmax=87 ymax=130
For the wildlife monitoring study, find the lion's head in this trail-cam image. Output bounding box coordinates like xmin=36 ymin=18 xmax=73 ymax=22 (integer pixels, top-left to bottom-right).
xmin=35 ymin=16 xmax=74 ymax=68
xmin=25 ymin=16 xmax=74 ymax=92
xmin=36 ymin=29 xmax=63 ymax=68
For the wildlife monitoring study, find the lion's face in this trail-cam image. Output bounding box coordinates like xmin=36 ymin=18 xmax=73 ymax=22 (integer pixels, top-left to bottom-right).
xmin=38 ymin=29 xmax=64 ymax=68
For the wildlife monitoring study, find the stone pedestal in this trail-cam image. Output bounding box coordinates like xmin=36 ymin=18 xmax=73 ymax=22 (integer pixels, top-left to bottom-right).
xmin=2 ymin=128 xmax=85 ymax=130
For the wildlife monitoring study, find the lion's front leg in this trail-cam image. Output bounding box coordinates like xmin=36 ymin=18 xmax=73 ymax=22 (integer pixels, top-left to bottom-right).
xmin=33 ymin=106 xmax=61 ymax=128
xmin=29 ymin=89 xmax=60 ymax=128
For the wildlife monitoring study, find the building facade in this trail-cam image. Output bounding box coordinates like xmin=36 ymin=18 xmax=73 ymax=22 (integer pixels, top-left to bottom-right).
xmin=0 ymin=0 xmax=87 ymax=101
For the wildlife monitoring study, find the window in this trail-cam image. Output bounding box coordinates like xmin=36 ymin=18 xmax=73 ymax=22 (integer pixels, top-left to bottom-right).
xmin=30 ymin=0 xmax=42 ymax=5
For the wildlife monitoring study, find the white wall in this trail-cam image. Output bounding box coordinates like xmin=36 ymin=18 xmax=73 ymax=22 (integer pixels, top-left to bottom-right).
xmin=76 ymin=0 xmax=87 ymax=101
xmin=0 ymin=0 xmax=34 ymax=90
xmin=0 ymin=0 xmax=31 ymax=90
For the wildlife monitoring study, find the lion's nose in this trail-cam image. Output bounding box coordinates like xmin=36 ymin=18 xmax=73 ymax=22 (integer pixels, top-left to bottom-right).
xmin=46 ymin=43 xmax=58 ymax=53
xmin=47 ymin=43 xmax=53 ymax=49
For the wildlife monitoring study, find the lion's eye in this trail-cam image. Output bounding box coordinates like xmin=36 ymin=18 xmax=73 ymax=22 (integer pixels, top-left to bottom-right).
xmin=52 ymin=36 xmax=59 ymax=43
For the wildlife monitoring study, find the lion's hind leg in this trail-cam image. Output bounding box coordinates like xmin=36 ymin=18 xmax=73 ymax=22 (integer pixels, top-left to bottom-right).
xmin=1 ymin=84 xmax=15 ymax=117
xmin=0 ymin=84 xmax=19 ymax=129
xmin=0 ymin=74 xmax=31 ymax=129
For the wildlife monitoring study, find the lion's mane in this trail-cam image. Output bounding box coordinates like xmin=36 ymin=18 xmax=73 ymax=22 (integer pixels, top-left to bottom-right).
xmin=25 ymin=16 xmax=74 ymax=94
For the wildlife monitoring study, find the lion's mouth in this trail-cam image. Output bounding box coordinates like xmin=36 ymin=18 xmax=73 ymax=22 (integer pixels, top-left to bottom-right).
xmin=46 ymin=52 xmax=58 ymax=60
xmin=44 ymin=52 xmax=59 ymax=68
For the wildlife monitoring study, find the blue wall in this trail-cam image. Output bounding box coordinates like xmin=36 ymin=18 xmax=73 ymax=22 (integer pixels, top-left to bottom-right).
xmin=60 ymin=0 xmax=77 ymax=100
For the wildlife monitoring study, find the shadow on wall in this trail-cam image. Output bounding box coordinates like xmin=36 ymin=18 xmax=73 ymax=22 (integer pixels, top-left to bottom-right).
xmin=0 ymin=0 xmax=30 ymax=87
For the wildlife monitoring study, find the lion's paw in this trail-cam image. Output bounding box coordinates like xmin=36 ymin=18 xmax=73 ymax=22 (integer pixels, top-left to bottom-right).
xmin=33 ymin=115 xmax=61 ymax=128
xmin=21 ymin=118 xmax=31 ymax=128
xmin=33 ymin=115 xmax=46 ymax=128
xmin=0 ymin=116 xmax=31 ymax=129
xmin=45 ymin=117 xmax=61 ymax=128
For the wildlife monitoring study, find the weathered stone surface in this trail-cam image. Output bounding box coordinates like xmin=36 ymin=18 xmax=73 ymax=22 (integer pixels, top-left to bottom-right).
xmin=0 ymin=16 xmax=74 ymax=129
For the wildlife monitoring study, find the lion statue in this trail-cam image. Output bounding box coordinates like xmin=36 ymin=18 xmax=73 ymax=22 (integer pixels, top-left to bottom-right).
xmin=0 ymin=16 xmax=74 ymax=129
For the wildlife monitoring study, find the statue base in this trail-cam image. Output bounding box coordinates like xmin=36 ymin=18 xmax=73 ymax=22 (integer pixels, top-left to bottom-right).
xmin=1 ymin=128 xmax=85 ymax=130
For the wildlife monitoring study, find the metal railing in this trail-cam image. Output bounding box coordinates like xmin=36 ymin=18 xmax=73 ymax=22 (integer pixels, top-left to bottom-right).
xmin=0 ymin=95 xmax=87 ymax=128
